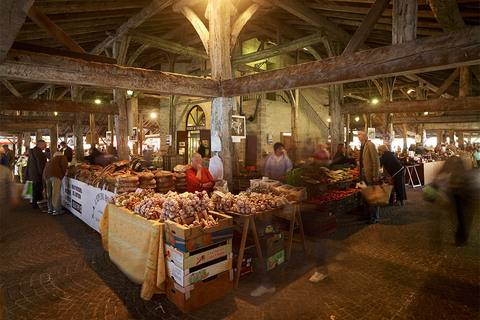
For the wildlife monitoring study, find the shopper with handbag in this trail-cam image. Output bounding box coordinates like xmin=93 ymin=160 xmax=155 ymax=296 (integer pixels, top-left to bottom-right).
xmin=358 ymin=131 xmax=380 ymax=224
xmin=378 ymin=145 xmax=407 ymax=205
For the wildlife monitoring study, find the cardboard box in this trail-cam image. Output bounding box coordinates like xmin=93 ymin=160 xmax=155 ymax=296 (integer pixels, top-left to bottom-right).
xmin=165 ymin=239 xmax=232 ymax=270
xmin=233 ymin=255 xmax=253 ymax=278
xmin=166 ymin=269 xmax=234 ymax=313
xmin=260 ymin=232 xmax=284 ymax=257
xmin=166 ymin=254 xmax=233 ymax=287
xmin=264 ymin=250 xmax=285 ymax=271
xmin=165 ymin=211 xmax=233 ymax=252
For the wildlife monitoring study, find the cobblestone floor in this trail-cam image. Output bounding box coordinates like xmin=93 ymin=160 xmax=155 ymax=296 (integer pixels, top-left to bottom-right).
xmin=1 ymin=183 xmax=479 ymax=320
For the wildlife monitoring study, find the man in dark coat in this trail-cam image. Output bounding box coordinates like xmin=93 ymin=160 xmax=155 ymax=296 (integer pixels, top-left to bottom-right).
xmin=25 ymin=140 xmax=47 ymax=209
xmin=60 ymin=141 xmax=73 ymax=162
xmin=378 ymin=145 xmax=407 ymax=205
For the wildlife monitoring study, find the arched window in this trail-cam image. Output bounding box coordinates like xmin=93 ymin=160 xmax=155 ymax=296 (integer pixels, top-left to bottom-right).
xmin=186 ymin=105 xmax=206 ymax=130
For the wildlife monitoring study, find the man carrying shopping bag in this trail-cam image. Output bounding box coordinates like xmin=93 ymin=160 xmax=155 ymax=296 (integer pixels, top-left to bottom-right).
xmin=358 ymin=131 xmax=381 ymax=224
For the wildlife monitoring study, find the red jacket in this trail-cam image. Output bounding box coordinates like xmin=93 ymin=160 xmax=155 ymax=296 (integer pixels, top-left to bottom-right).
xmin=186 ymin=167 xmax=215 ymax=193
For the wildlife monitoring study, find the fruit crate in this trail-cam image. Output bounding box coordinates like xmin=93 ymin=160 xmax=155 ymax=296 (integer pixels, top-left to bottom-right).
xmin=165 ymin=211 xmax=233 ymax=253
xmin=166 ymin=269 xmax=234 ymax=313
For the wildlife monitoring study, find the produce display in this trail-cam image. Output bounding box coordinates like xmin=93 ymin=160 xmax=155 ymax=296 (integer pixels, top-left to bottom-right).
xmin=111 ymin=190 xmax=219 ymax=228
xmin=310 ymin=188 xmax=360 ymax=205
xmin=209 ymin=190 xmax=290 ymax=215
xmin=155 ymin=171 xmax=175 ymax=193
xmin=303 ymin=163 xmax=354 ymax=183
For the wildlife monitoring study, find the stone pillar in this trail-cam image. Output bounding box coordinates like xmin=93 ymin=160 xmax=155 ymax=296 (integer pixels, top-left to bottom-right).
xmin=329 ymin=84 xmax=344 ymax=157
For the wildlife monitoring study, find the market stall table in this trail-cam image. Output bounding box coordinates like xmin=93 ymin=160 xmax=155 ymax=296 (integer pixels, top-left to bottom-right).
xmin=99 ymin=204 xmax=166 ymax=300
xmin=227 ymin=201 xmax=306 ymax=288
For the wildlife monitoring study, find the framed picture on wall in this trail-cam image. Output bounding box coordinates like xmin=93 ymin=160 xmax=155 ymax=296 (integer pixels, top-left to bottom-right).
xmin=179 ymin=141 xmax=185 ymax=147
xmin=130 ymin=127 xmax=138 ymax=142
xmin=231 ymin=115 xmax=246 ymax=139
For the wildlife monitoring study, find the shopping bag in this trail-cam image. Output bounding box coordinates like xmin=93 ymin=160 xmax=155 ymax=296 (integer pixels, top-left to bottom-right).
xmin=360 ymin=184 xmax=393 ymax=207
xmin=22 ymin=181 xmax=33 ymax=199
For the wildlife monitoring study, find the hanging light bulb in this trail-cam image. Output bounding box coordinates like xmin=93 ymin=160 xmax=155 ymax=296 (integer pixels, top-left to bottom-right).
xmin=54 ymin=112 xmax=58 ymax=116
xmin=371 ymin=98 xmax=379 ymax=104
xmin=424 ymin=111 xmax=429 ymax=115
xmin=127 ymin=90 xmax=134 ymax=96
xmin=355 ymin=116 xmax=360 ymax=122
xmin=327 ymin=118 xmax=331 ymax=123
xmin=94 ymin=99 xmax=101 ymax=104
xmin=150 ymin=112 xmax=157 ymax=119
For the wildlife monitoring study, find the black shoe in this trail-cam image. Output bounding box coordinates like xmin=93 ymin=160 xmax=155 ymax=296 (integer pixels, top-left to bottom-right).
xmin=367 ymin=219 xmax=379 ymax=224
xmin=32 ymin=206 xmax=40 ymax=209
xmin=358 ymin=215 xmax=370 ymax=221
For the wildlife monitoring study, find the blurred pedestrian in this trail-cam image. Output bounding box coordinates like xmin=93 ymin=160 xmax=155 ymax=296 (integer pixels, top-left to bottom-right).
xmin=435 ymin=156 xmax=476 ymax=246
xmin=474 ymin=146 xmax=480 ymax=168
xmin=263 ymin=142 xmax=293 ymax=179
xmin=60 ymin=141 xmax=73 ymax=162
xmin=43 ymin=151 xmax=68 ymax=215
xmin=25 ymin=140 xmax=47 ymax=209
xmin=197 ymin=141 xmax=206 ymax=158
xmin=2 ymin=145 xmax=15 ymax=172
xmin=0 ymin=164 xmax=19 ymax=240
xmin=84 ymin=146 xmax=107 ymax=167
xmin=378 ymin=145 xmax=407 ymax=205
xmin=358 ymin=131 xmax=380 ymax=224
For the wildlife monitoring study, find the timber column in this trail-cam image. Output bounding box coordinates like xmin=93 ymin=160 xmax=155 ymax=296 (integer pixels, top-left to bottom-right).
xmin=72 ymin=87 xmax=84 ymax=162
xmin=209 ymin=0 xmax=234 ymax=184
xmin=114 ymin=90 xmax=129 ymax=161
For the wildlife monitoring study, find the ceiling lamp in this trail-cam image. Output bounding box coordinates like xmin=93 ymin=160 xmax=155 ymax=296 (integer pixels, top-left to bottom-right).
xmin=355 ymin=116 xmax=360 ymax=122
xmin=94 ymin=99 xmax=101 ymax=104
xmin=407 ymin=89 xmax=415 ymax=94
xmin=150 ymin=112 xmax=157 ymax=119
xmin=371 ymin=98 xmax=379 ymax=104
xmin=127 ymin=90 xmax=134 ymax=96
xmin=424 ymin=111 xmax=429 ymax=115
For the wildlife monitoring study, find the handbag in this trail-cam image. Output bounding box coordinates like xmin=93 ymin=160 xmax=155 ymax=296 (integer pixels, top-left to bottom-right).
xmin=360 ymin=184 xmax=393 ymax=207
xmin=22 ymin=181 xmax=33 ymax=199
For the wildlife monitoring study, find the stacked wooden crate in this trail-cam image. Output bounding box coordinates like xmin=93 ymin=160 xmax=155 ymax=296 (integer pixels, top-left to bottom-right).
xmin=164 ymin=212 xmax=234 ymax=312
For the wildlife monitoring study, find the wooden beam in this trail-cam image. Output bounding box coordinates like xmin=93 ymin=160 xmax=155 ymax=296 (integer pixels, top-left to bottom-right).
xmin=221 ymin=27 xmax=480 ymax=97
xmin=263 ymin=0 xmax=356 ymax=47
xmin=27 ymin=5 xmax=86 ymax=53
xmin=91 ymin=0 xmax=172 ymax=55
xmin=424 ymin=123 xmax=480 ymax=130
xmin=231 ymin=3 xmax=261 ymax=48
xmin=179 ymin=6 xmax=210 ymax=54
xmin=0 ymin=0 xmax=34 ymax=60
xmin=1 ymin=115 xmax=74 ymax=124
xmin=1 ymin=78 xmax=23 ymax=97
xmin=392 ymin=115 xmax=480 ymax=124
xmin=11 ymin=42 xmax=117 ymax=64
xmin=0 ymin=122 xmax=56 ymax=131
xmin=129 ymin=32 xmax=209 ymax=60
xmin=343 ymin=0 xmax=390 ymax=54
xmin=341 ymin=96 xmax=480 ymax=114
xmin=232 ymin=32 xmax=324 ymax=65
xmin=431 ymin=68 xmax=459 ymax=99
xmin=0 ymin=49 xmax=220 ymax=98
xmin=0 ymin=96 xmax=119 ymax=115
xmin=426 ymin=0 xmax=465 ymax=32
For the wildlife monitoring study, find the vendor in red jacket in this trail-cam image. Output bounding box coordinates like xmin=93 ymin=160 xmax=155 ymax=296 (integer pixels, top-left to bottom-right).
xmin=186 ymin=153 xmax=215 ymax=193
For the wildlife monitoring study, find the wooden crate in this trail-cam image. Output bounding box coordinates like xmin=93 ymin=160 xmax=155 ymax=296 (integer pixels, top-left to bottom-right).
xmin=165 ymin=211 xmax=233 ymax=252
xmin=166 ymin=254 xmax=233 ymax=287
xmin=165 ymin=239 xmax=232 ymax=270
xmin=264 ymin=250 xmax=285 ymax=271
xmin=166 ymin=269 xmax=234 ymax=313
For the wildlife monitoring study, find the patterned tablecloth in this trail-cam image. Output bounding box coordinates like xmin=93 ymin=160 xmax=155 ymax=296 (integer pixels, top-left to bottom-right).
xmin=99 ymin=203 xmax=165 ymax=300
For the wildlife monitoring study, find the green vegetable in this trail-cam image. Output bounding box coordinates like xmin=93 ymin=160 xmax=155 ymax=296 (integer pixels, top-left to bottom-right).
xmin=285 ymin=168 xmax=305 ymax=186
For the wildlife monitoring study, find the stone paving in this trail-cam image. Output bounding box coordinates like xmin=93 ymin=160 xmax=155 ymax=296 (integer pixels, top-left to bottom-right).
xmin=1 ymin=184 xmax=479 ymax=320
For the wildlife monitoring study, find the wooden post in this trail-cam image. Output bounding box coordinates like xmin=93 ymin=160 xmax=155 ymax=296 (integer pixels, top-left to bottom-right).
xmin=418 ymin=123 xmax=424 ymax=145
xmin=138 ymin=113 xmax=143 ymax=155
xmin=459 ymin=67 xmax=470 ymax=97
xmin=24 ymin=132 xmax=31 ymax=153
xmin=458 ymin=131 xmax=465 ymax=149
xmin=36 ymin=129 xmax=42 ymax=142
xmin=127 ymin=95 xmax=138 ymax=155
xmin=168 ymin=95 xmax=178 ymax=155
xmin=330 ymin=83 xmax=344 ymax=157
xmin=345 ymin=114 xmax=351 ymax=155
xmin=402 ymin=124 xmax=408 ymax=153
xmin=209 ymin=0 xmax=234 ymax=184
xmin=436 ymin=130 xmax=442 ymax=147
xmin=16 ymin=134 xmax=22 ymax=156
xmin=49 ymin=124 xmax=58 ymax=154
xmin=291 ymin=89 xmax=299 ymax=162
xmin=89 ymin=114 xmax=96 ymax=147
xmin=107 ymin=115 xmax=114 ymax=141
xmin=114 ymin=90 xmax=129 ymax=161
xmin=392 ymin=0 xmax=417 ymax=44
xmin=72 ymin=87 xmax=84 ymax=162
xmin=449 ymin=129 xmax=455 ymax=144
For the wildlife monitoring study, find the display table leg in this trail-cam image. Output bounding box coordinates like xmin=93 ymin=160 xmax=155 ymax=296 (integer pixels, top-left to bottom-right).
xmin=234 ymin=216 xmax=250 ymax=289
xmin=286 ymin=210 xmax=295 ymax=261
xmin=250 ymin=216 xmax=267 ymax=275
xmin=295 ymin=205 xmax=307 ymax=252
